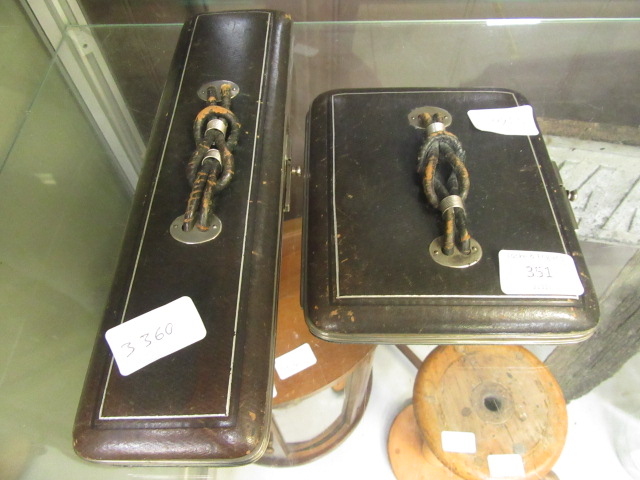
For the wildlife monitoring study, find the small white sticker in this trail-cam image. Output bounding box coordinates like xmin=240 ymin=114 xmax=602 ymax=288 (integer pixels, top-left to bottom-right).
xmin=273 ymin=385 xmax=278 ymax=398
xmin=487 ymin=454 xmax=526 ymax=477
xmin=499 ymin=250 xmax=584 ymax=296
xmin=105 ymin=296 xmax=207 ymax=376
xmin=441 ymin=431 xmax=477 ymax=454
xmin=275 ymin=343 xmax=317 ymax=380
xmin=467 ymin=105 xmax=539 ymax=136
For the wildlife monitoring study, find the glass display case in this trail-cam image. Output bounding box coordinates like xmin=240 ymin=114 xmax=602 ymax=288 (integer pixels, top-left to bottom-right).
xmin=1 ymin=5 xmax=639 ymax=479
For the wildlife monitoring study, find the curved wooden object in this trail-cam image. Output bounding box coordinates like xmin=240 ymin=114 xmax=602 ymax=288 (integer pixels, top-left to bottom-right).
xmin=259 ymin=218 xmax=375 ymax=466
xmin=273 ymin=218 xmax=374 ymax=406
xmin=413 ymin=345 xmax=567 ymax=480
xmin=388 ymin=404 xmax=560 ymax=480
xmin=388 ymin=405 xmax=462 ymax=479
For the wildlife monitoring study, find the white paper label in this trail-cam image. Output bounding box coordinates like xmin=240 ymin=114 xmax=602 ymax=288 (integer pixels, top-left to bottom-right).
xmin=499 ymin=250 xmax=584 ymax=296
xmin=467 ymin=105 xmax=539 ymax=136
xmin=487 ymin=454 xmax=525 ymax=477
xmin=275 ymin=343 xmax=317 ymax=380
xmin=441 ymin=431 xmax=477 ymax=454
xmin=105 ymin=296 xmax=207 ymax=376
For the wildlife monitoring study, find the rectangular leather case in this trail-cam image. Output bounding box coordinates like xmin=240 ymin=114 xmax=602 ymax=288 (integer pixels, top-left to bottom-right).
xmin=74 ymin=10 xmax=291 ymax=464
xmin=303 ymin=88 xmax=599 ymax=344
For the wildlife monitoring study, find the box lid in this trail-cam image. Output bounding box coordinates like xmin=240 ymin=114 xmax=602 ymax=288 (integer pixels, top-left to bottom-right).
xmin=303 ymin=88 xmax=598 ymax=344
xmin=73 ymin=10 xmax=291 ymax=465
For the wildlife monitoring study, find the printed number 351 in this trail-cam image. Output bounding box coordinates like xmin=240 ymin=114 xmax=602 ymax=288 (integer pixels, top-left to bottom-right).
xmin=525 ymin=266 xmax=552 ymax=278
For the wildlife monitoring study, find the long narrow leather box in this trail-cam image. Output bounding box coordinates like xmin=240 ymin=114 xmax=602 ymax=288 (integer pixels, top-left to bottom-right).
xmin=74 ymin=11 xmax=291 ymax=464
xmin=303 ymin=88 xmax=598 ymax=344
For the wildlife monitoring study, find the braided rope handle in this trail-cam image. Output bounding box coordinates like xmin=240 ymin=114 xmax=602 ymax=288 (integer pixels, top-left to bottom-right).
xmin=182 ymin=84 xmax=241 ymax=232
xmin=417 ymin=112 xmax=472 ymax=256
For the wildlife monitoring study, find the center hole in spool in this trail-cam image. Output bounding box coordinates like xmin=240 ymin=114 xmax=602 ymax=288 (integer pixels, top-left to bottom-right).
xmin=483 ymin=396 xmax=502 ymax=412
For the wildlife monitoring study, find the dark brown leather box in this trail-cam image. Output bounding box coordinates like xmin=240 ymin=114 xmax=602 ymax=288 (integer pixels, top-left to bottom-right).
xmin=303 ymin=88 xmax=599 ymax=344
xmin=74 ymin=11 xmax=291 ymax=464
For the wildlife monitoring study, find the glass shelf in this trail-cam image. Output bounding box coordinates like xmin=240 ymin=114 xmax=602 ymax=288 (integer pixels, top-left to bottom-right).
xmin=1 ymin=16 xmax=639 ymax=480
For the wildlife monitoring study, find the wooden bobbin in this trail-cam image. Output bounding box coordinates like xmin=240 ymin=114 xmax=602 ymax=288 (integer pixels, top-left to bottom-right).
xmin=388 ymin=405 xmax=559 ymax=480
xmin=406 ymin=345 xmax=567 ymax=480
xmin=259 ymin=218 xmax=375 ymax=466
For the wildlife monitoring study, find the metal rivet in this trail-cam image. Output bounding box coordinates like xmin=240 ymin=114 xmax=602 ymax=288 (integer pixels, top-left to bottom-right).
xmin=429 ymin=236 xmax=483 ymax=268
xmin=408 ymin=106 xmax=453 ymax=129
xmin=170 ymin=215 xmax=222 ymax=244
xmin=197 ymin=80 xmax=240 ymax=101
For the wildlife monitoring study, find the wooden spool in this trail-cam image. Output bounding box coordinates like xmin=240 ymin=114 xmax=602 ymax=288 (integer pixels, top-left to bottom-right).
xmin=414 ymin=345 xmax=566 ymax=480
xmin=389 ymin=345 xmax=566 ymax=480
xmin=389 ymin=405 xmax=560 ymax=480
xmin=259 ymin=218 xmax=375 ymax=465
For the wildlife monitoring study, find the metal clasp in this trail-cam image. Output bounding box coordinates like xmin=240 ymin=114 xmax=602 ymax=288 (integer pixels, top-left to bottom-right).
xmin=283 ymin=158 xmax=302 ymax=213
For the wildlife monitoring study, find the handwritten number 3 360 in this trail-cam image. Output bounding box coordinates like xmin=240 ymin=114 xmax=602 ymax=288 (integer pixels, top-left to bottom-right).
xmin=121 ymin=323 xmax=174 ymax=357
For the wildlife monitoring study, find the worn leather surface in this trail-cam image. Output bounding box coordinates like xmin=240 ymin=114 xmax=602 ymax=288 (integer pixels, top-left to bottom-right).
xmin=303 ymin=88 xmax=598 ymax=343
xmin=74 ymin=10 xmax=291 ymax=464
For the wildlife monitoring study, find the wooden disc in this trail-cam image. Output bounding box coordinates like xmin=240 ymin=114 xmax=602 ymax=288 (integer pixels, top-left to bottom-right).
xmin=273 ymin=218 xmax=375 ymax=406
xmin=388 ymin=405 xmax=561 ymax=480
xmin=413 ymin=346 xmax=567 ymax=480
xmin=388 ymin=405 xmax=464 ymax=480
